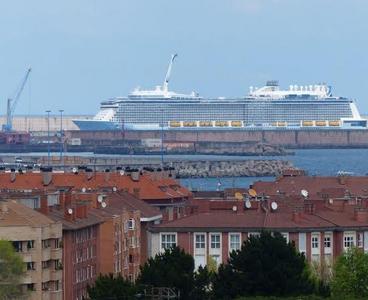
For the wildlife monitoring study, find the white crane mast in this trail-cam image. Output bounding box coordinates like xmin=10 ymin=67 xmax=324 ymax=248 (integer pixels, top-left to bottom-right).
xmin=163 ymin=54 xmax=177 ymax=92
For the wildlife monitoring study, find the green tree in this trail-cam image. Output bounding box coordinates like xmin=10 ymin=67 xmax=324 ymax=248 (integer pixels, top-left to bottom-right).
xmin=213 ymin=231 xmax=314 ymax=299
xmin=138 ymin=246 xmax=194 ymax=299
xmin=87 ymin=273 xmax=137 ymax=300
xmin=331 ymin=247 xmax=368 ymax=299
xmin=192 ymin=265 xmax=214 ymax=300
xmin=0 ymin=240 xmax=26 ymax=300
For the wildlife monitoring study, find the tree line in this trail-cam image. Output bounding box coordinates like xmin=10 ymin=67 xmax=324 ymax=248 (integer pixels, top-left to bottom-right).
xmin=87 ymin=231 xmax=368 ymax=299
xmin=2 ymin=231 xmax=368 ymax=299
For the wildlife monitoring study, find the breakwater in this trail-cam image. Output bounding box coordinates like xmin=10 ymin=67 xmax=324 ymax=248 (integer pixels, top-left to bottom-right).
xmin=33 ymin=155 xmax=295 ymax=178
xmin=172 ymin=160 xmax=295 ymax=178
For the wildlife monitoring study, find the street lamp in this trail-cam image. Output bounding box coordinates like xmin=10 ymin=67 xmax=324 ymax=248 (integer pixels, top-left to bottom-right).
xmin=160 ymin=109 xmax=164 ymax=166
xmin=59 ymin=109 xmax=64 ymax=167
xmin=46 ymin=110 xmax=51 ymax=166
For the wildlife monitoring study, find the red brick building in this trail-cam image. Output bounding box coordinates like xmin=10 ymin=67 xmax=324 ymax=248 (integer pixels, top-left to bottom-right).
xmin=0 ymin=170 xmax=167 ymax=300
xmin=148 ymin=175 xmax=368 ymax=270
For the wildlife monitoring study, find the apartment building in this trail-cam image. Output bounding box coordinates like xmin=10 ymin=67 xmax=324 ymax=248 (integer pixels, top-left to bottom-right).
xmin=0 ymin=200 xmax=63 ymax=300
xmin=148 ymin=180 xmax=368 ymax=270
xmin=0 ymin=170 xmax=164 ymax=300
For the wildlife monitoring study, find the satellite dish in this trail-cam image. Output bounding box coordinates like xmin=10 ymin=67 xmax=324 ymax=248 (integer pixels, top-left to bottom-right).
xmin=271 ymin=202 xmax=278 ymax=211
xmin=301 ymin=189 xmax=309 ymax=198
xmin=232 ymin=205 xmax=237 ymax=212
xmin=72 ymin=167 xmax=78 ymax=174
xmin=112 ymin=186 xmax=117 ymax=192
xmin=245 ymin=199 xmax=251 ymax=209
xmin=81 ymin=187 xmax=86 ymax=193
xmin=67 ymin=208 xmax=73 ymax=215
xmin=249 ymin=189 xmax=257 ymax=197
xmin=235 ymin=192 xmax=244 ymax=201
xmin=97 ymin=195 xmax=104 ymax=203
xmin=119 ymin=170 xmax=125 ymax=176
xmin=101 ymin=202 xmax=107 ymax=208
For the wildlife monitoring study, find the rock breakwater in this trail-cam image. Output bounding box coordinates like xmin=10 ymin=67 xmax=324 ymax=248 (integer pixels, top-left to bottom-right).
xmin=172 ymin=160 xmax=295 ymax=178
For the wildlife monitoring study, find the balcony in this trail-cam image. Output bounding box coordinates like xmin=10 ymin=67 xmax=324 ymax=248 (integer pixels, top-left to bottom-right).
xmin=42 ymin=247 xmax=51 ymax=261
xmin=42 ymin=269 xmax=51 ymax=282
xmin=20 ymin=248 xmax=37 ymax=262
xmin=50 ymin=290 xmax=63 ymax=300
xmin=42 ymin=290 xmax=51 ymax=300
xmin=21 ymin=271 xmax=38 ymax=284
xmin=50 ymin=248 xmax=62 ymax=260
xmin=50 ymin=270 xmax=62 ymax=281
xmin=42 ymin=289 xmax=63 ymax=300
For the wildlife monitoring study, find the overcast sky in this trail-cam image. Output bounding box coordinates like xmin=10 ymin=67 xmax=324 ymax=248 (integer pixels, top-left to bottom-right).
xmin=1 ymin=0 xmax=368 ymax=115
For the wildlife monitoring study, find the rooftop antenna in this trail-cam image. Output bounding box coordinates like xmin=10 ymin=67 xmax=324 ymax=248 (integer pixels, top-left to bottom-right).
xmin=163 ymin=54 xmax=178 ymax=92
xmin=301 ymin=189 xmax=309 ymax=198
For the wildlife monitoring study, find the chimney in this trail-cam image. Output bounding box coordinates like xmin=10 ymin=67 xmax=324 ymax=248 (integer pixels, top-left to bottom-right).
xmin=133 ymin=187 xmax=140 ymax=199
xmin=42 ymin=171 xmax=52 ymax=186
xmin=131 ymin=169 xmax=140 ymax=181
xmin=304 ymin=202 xmax=315 ymax=214
xmin=355 ymin=208 xmax=368 ymax=222
xmin=40 ymin=194 xmax=49 ymax=214
xmin=86 ymin=168 xmax=93 ymax=180
xmin=104 ymin=169 xmax=111 ymax=182
xmin=64 ymin=207 xmax=75 ymax=222
xmin=10 ymin=169 xmax=16 ymax=182
xmin=0 ymin=201 xmax=8 ymax=213
xmin=338 ymin=176 xmax=346 ymax=185
xmin=292 ymin=210 xmax=301 ymax=222
xmin=76 ymin=203 xmax=87 ymax=219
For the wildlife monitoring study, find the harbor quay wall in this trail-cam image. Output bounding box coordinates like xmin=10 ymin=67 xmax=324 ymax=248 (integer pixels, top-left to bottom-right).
xmin=66 ymin=129 xmax=368 ymax=148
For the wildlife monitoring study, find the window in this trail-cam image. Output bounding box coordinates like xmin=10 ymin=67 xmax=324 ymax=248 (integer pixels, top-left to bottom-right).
xmin=195 ymin=234 xmax=205 ymax=249
xmin=161 ymin=233 xmax=176 ymax=250
xmin=42 ymin=261 xmax=50 ymax=269
xmin=229 ymin=233 xmax=241 ymax=252
xmin=27 ymin=283 xmax=35 ymax=291
xmin=210 ymin=234 xmax=221 ymax=249
xmin=12 ymin=241 xmax=23 ymax=252
xmin=128 ymin=219 xmax=135 ymax=230
xmin=42 ymin=282 xmax=49 ymax=291
xmin=312 ymin=236 xmax=319 ymax=249
xmin=27 ymin=240 xmax=35 ymax=250
xmin=54 ymin=239 xmax=61 ymax=249
xmin=27 ymin=262 xmax=35 ymax=271
xmin=324 ymin=236 xmax=331 ymax=248
xmin=358 ymin=233 xmax=363 ymax=248
xmin=344 ymin=233 xmax=355 ymax=249
xmin=281 ymin=232 xmax=289 ymax=243
xmin=42 ymin=239 xmax=50 ymax=249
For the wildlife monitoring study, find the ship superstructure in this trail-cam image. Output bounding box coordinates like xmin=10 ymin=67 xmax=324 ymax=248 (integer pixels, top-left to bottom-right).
xmin=73 ymin=56 xmax=367 ymax=131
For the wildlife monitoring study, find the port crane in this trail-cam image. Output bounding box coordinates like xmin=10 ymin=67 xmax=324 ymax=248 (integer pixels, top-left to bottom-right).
xmin=3 ymin=67 xmax=32 ymax=132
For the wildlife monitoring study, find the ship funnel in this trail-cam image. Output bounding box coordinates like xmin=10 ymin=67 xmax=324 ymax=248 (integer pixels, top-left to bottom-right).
xmin=163 ymin=54 xmax=178 ymax=92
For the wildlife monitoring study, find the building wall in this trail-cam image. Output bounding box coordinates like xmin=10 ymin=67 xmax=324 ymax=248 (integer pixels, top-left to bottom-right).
xmin=149 ymin=230 xmax=367 ymax=269
xmin=62 ymin=225 xmax=99 ymax=300
xmin=0 ymin=223 xmax=63 ymax=300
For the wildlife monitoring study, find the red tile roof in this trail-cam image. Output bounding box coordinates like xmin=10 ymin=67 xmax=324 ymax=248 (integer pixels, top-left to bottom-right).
xmin=0 ymin=171 xmax=191 ymax=202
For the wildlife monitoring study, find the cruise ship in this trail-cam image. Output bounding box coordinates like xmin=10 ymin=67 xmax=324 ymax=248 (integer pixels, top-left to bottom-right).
xmin=73 ymin=55 xmax=367 ymax=131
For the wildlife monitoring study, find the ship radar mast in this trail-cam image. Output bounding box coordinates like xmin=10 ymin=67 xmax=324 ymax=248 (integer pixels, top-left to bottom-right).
xmin=163 ymin=53 xmax=178 ymax=92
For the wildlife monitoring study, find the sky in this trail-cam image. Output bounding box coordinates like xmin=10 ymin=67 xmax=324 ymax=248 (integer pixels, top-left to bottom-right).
xmin=1 ymin=0 xmax=368 ymax=115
